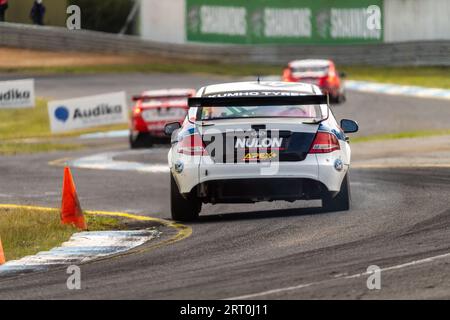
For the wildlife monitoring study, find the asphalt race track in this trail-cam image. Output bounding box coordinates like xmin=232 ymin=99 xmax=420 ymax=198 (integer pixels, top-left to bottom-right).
xmin=0 ymin=74 xmax=449 ymax=299
xmin=3 ymin=73 xmax=450 ymax=136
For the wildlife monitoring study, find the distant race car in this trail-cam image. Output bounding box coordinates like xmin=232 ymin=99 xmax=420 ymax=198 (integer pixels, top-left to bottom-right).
xmin=165 ymin=81 xmax=359 ymax=221
xmin=283 ymin=59 xmax=346 ymax=103
xmin=129 ymin=89 xmax=196 ymax=148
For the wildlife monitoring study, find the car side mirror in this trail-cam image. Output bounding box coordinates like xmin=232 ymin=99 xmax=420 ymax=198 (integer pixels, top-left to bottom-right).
xmin=164 ymin=122 xmax=181 ymax=136
xmin=339 ymin=72 xmax=347 ymax=78
xmin=341 ymin=119 xmax=359 ymax=134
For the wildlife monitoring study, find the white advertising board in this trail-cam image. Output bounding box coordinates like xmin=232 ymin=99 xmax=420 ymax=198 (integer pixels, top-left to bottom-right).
xmin=0 ymin=79 xmax=35 ymax=109
xmin=48 ymin=92 xmax=129 ymax=133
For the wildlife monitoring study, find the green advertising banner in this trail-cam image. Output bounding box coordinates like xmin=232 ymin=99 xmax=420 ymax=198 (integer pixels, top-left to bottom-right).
xmin=186 ymin=0 xmax=383 ymax=44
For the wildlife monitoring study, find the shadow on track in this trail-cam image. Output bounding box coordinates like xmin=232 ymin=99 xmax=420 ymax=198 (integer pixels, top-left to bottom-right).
xmin=192 ymin=206 xmax=333 ymax=224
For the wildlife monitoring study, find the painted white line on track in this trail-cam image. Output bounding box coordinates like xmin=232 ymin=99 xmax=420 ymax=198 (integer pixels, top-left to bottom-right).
xmin=0 ymin=193 xmax=13 ymax=198
xmin=243 ymin=77 xmax=450 ymax=100
xmin=345 ymin=80 xmax=450 ymax=100
xmin=66 ymin=150 xmax=448 ymax=175
xmin=353 ymin=163 xmax=450 ymax=169
xmin=225 ymin=252 xmax=450 ymax=300
xmin=68 ymin=150 xmax=169 ymax=173
xmin=0 ymin=230 xmax=160 ymax=276
xmin=79 ymin=130 xmax=129 ymax=140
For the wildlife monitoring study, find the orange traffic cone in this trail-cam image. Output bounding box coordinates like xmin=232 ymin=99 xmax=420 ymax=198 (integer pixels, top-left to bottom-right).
xmin=0 ymin=237 xmax=5 ymax=265
xmin=61 ymin=167 xmax=87 ymax=230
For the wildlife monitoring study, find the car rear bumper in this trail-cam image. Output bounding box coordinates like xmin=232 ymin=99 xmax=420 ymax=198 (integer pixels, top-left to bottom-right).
xmin=197 ymin=178 xmax=328 ymax=203
xmin=319 ymin=86 xmax=340 ymax=97
xmin=131 ymin=117 xmax=183 ymax=136
xmin=170 ymin=153 xmax=348 ymax=199
xmin=130 ymin=130 xmax=167 ymax=139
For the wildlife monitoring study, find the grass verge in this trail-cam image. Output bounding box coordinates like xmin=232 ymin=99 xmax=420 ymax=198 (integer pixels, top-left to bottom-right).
xmin=2 ymin=59 xmax=449 ymax=89
xmin=0 ymin=207 xmax=124 ymax=261
xmin=0 ymin=98 xmax=128 ymax=140
xmin=0 ymin=60 xmax=281 ymax=77
xmin=353 ymin=129 xmax=450 ymax=143
xmin=0 ymin=98 xmax=128 ymax=155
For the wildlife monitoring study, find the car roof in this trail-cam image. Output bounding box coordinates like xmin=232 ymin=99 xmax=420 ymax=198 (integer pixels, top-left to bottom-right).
xmin=201 ymin=81 xmax=319 ymax=96
xmin=289 ymin=59 xmax=331 ymax=68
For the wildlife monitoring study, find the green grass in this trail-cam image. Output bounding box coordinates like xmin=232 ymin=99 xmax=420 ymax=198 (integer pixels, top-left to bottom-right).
xmin=0 ymin=61 xmax=282 ymax=77
xmin=353 ymin=129 xmax=450 ymax=143
xmin=1 ymin=61 xmax=448 ymax=155
xmin=2 ymin=60 xmax=449 ymax=89
xmin=0 ymin=207 xmax=123 ymax=261
xmin=0 ymin=99 xmax=127 ymax=140
xmin=0 ymin=98 xmax=127 ymax=155
xmin=0 ymin=99 xmax=52 ymax=140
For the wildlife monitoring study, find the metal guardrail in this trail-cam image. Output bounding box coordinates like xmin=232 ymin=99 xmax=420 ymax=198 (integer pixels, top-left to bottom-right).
xmin=1 ymin=23 xmax=449 ymax=66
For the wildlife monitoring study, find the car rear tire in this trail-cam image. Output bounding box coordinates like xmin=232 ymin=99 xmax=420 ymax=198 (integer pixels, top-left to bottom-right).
xmin=129 ymin=133 xmax=153 ymax=149
xmin=322 ymin=174 xmax=351 ymax=212
xmin=171 ymin=174 xmax=201 ymax=222
xmin=338 ymin=94 xmax=346 ymax=104
xmin=330 ymin=94 xmax=346 ymax=104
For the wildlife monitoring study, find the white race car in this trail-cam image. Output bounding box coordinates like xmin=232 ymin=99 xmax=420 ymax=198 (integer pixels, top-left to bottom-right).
xmin=165 ymin=82 xmax=359 ymax=221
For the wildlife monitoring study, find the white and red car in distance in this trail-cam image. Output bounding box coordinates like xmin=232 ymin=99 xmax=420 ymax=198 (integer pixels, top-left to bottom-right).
xmin=283 ymin=59 xmax=346 ymax=103
xmin=129 ymin=89 xmax=196 ymax=148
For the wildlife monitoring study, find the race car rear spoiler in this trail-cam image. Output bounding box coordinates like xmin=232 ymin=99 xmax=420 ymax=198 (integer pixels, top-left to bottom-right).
xmin=188 ymin=95 xmax=329 ymax=108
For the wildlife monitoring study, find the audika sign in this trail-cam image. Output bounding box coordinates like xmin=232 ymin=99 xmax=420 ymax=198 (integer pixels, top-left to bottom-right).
xmin=0 ymin=79 xmax=35 ymax=109
xmin=47 ymin=92 xmax=129 ymax=133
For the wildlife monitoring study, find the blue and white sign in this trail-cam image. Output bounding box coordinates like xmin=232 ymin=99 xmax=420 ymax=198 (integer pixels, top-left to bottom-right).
xmin=48 ymin=92 xmax=129 ymax=133
xmin=0 ymin=79 xmax=35 ymax=109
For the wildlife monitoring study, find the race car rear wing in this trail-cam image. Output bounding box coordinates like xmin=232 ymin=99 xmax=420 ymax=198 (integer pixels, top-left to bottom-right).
xmin=189 ymin=95 xmax=330 ymax=124
xmin=188 ymin=95 xmax=329 ymax=108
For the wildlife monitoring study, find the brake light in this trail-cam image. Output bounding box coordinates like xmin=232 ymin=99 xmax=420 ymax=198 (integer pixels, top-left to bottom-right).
xmin=133 ymin=106 xmax=142 ymax=116
xmin=318 ymin=76 xmax=328 ymax=87
xmin=327 ymin=73 xmax=338 ymax=87
xmin=309 ymin=132 xmax=340 ymax=154
xmin=177 ymin=133 xmax=207 ymax=156
xmin=318 ymin=72 xmax=338 ymax=88
xmin=283 ymin=68 xmax=294 ymax=82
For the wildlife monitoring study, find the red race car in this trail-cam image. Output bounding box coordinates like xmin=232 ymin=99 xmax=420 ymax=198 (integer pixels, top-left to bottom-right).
xmin=283 ymin=59 xmax=346 ymax=104
xmin=129 ymin=89 xmax=196 ymax=148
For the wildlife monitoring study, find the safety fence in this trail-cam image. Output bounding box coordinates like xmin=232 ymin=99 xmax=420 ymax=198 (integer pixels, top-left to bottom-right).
xmin=0 ymin=23 xmax=449 ymax=66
